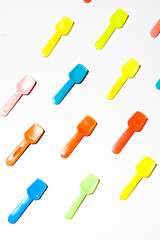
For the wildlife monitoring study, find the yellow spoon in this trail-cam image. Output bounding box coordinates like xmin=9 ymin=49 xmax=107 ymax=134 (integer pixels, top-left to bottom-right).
xmin=41 ymin=16 xmax=74 ymax=57
xmin=95 ymin=9 xmax=128 ymax=50
xmin=106 ymin=59 xmax=140 ymax=100
xmin=120 ymin=157 xmax=156 ymax=200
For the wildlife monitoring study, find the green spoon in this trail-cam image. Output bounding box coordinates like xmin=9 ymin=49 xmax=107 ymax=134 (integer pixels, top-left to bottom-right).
xmin=95 ymin=9 xmax=129 ymax=50
xmin=65 ymin=173 xmax=100 ymax=219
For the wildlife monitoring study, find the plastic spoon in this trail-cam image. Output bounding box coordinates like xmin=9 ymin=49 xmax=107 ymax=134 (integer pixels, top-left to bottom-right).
xmin=107 ymin=59 xmax=140 ymax=100
xmin=60 ymin=116 xmax=97 ymax=158
xmin=112 ymin=111 xmax=148 ymax=154
xmin=65 ymin=173 xmax=100 ymax=219
xmin=155 ymin=79 xmax=160 ymax=89
xmin=41 ymin=16 xmax=74 ymax=57
xmin=6 ymin=123 xmax=44 ymax=166
xmin=95 ymin=9 xmax=128 ymax=49
xmin=150 ymin=19 xmax=160 ymax=38
xmin=0 ymin=75 xmax=36 ymax=117
xmin=120 ymin=157 xmax=156 ymax=200
xmin=53 ymin=64 xmax=88 ymax=105
xmin=8 ymin=179 xmax=47 ymax=224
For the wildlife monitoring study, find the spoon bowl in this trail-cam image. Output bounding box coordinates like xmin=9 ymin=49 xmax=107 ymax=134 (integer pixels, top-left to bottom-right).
xmin=121 ymin=59 xmax=140 ymax=79
xmin=136 ymin=157 xmax=156 ymax=178
xmin=77 ymin=116 xmax=97 ymax=136
xmin=110 ymin=9 xmax=128 ymax=29
xmin=55 ymin=16 xmax=74 ymax=36
xmin=128 ymin=111 xmax=148 ymax=132
xmin=17 ymin=75 xmax=36 ymax=95
xmin=69 ymin=64 xmax=88 ymax=84
xmin=27 ymin=179 xmax=47 ymax=200
xmin=24 ymin=124 xmax=44 ymax=144
xmin=80 ymin=173 xmax=100 ymax=195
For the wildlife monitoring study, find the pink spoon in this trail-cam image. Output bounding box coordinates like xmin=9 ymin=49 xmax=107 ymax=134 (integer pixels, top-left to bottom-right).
xmin=0 ymin=75 xmax=36 ymax=116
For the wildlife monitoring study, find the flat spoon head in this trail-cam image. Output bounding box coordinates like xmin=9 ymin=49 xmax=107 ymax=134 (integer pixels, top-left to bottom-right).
xmin=77 ymin=116 xmax=97 ymax=136
xmin=27 ymin=179 xmax=47 ymax=200
xmin=121 ymin=59 xmax=140 ymax=78
xmin=128 ymin=111 xmax=148 ymax=132
xmin=17 ymin=75 xmax=36 ymax=95
xmin=136 ymin=157 xmax=156 ymax=178
xmin=24 ymin=124 xmax=44 ymax=144
xmin=110 ymin=9 xmax=128 ymax=29
xmin=80 ymin=173 xmax=100 ymax=195
xmin=55 ymin=16 xmax=74 ymax=36
xmin=69 ymin=64 xmax=88 ymax=84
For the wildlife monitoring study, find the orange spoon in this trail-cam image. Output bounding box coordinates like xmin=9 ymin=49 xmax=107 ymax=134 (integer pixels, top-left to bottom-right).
xmin=112 ymin=111 xmax=148 ymax=154
xmin=60 ymin=116 xmax=97 ymax=158
xmin=6 ymin=124 xmax=44 ymax=166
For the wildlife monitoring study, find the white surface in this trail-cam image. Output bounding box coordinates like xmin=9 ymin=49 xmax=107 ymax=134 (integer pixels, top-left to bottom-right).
xmin=0 ymin=0 xmax=160 ymax=239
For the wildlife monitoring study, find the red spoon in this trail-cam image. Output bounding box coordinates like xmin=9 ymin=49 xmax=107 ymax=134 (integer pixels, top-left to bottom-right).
xmin=112 ymin=111 xmax=148 ymax=154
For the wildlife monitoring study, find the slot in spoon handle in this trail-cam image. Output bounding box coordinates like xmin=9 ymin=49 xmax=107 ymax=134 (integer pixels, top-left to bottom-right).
xmin=120 ymin=173 xmax=142 ymax=200
xmin=112 ymin=127 xmax=134 ymax=154
xmin=0 ymin=90 xmax=22 ymax=117
xmin=6 ymin=139 xmax=30 ymax=166
xmin=53 ymin=79 xmax=74 ymax=105
xmin=8 ymin=195 xmax=32 ymax=224
xmin=106 ymin=74 xmax=128 ymax=100
xmin=60 ymin=131 xmax=83 ymax=158
xmin=95 ymin=24 xmax=115 ymax=49
xmin=41 ymin=31 xmax=62 ymax=57
xmin=65 ymin=191 xmax=86 ymax=219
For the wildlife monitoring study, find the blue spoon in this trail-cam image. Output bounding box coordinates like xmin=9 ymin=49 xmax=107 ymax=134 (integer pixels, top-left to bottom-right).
xmin=52 ymin=64 xmax=88 ymax=104
xmin=8 ymin=179 xmax=47 ymax=224
xmin=155 ymin=79 xmax=160 ymax=90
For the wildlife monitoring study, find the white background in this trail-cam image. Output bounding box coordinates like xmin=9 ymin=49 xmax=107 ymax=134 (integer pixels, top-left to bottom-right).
xmin=0 ymin=0 xmax=160 ymax=239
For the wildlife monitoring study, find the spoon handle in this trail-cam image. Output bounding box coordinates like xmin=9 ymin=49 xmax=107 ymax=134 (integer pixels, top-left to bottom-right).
xmin=120 ymin=173 xmax=142 ymax=200
xmin=112 ymin=127 xmax=134 ymax=154
xmin=60 ymin=131 xmax=83 ymax=158
xmin=0 ymin=90 xmax=22 ymax=117
xmin=95 ymin=24 xmax=115 ymax=49
xmin=106 ymin=74 xmax=128 ymax=100
xmin=6 ymin=139 xmax=30 ymax=166
xmin=41 ymin=31 xmax=62 ymax=57
xmin=150 ymin=19 xmax=160 ymax=38
xmin=65 ymin=191 xmax=86 ymax=219
xmin=52 ymin=79 xmax=74 ymax=105
xmin=8 ymin=195 xmax=32 ymax=224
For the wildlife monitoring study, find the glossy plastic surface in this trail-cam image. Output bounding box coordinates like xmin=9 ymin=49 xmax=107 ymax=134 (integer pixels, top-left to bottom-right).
xmin=53 ymin=64 xmax=88 ymax=105
xmin=0 ymin=75 xmax=36 ymax=117
xmin=107 ymin=59 xmax=140 ymax=100
xmin=16 ymin=75 xmax=36 ymax=95
xmin=64 ymin=174 xmax=100 ymax=219
xmin=60 ymin=116 xmax=97 ymax=158
xmin=95 ymin=9 xmax=128 ymax=49
xmin=120 ymin=157 xmax=156 ymax=200
xmin=8 ymin=179 xmax=47 ymax=224
xmin=27 ymin=179 xmax=47 ymax=200
xmin=24 ymin=123 xmax=44 ymax=144
xmin=112 ymin=111 xmax=148 ymax=154
xmin=6 ymin=124 xmax=44 ymax=166
xmin=41 ymin=16 xmax=74 ymax=57
xmin=150 ymin=19 xmax=160 ymax=38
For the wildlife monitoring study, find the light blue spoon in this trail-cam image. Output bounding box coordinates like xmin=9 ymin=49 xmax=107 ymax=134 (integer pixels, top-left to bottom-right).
xmin=8 ymin=179 xmax=47 ymax=224
xmin=53 ymin=64 xmax=88 ymax=104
